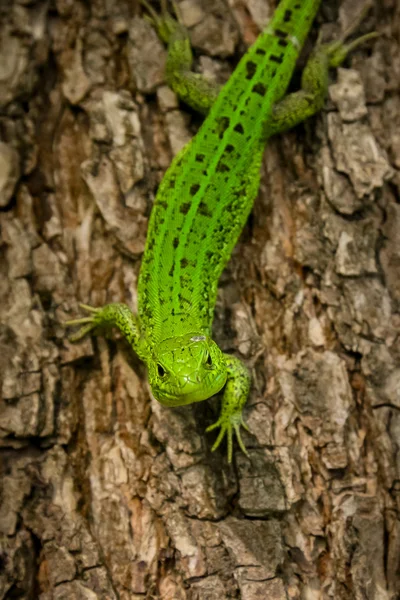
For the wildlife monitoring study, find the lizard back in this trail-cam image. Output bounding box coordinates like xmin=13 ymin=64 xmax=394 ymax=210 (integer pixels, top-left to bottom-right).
xmin=138 ymin=0 xmax=321 ymax=344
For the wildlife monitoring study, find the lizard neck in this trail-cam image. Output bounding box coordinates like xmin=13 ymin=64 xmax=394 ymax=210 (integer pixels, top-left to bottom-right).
xmin=154 ymin=313 xmax=210 ymax=345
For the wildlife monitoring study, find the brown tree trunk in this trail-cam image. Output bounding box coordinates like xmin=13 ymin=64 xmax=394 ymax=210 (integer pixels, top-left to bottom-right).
xmin=1 ymin=0 xmax=400 ymax=598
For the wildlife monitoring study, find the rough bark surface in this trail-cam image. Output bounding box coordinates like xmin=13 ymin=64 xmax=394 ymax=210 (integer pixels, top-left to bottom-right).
xmin=1 ymin=0 xmax=400 ymax=598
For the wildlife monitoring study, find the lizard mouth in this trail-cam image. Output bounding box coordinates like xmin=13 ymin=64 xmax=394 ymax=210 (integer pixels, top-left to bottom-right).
xmin=151 ymin=372 xmax=227 ymax=407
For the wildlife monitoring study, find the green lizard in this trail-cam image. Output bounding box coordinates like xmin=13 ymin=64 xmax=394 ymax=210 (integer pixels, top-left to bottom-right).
xmin=66 ymin=0 xmax=376 ymax=462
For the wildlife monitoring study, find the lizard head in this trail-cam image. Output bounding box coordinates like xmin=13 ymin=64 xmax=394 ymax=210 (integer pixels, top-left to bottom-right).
xmin=148 ymin=333 xmax=227 ymax=407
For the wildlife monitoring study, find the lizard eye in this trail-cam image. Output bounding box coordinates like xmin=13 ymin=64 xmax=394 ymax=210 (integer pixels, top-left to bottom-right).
xmin=157 ymin=364 xmax=166 ymax=377
xmin=205 ymin=353 xmax=213 ymax=367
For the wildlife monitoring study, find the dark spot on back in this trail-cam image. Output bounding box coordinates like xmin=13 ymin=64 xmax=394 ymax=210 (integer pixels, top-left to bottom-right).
xmin=216 ymin=115 xmax=230 ymax=139
xmin=245 ymin=60 xmax=257 ymax=80
xmin=275 ymin=28 xmax=288 ymax=38
xmin=198 ymin=201 xmax=211 ymax=217
xmin=180 ymin=202 xmax=191 ymax=214
xmin=278 ymin=39 xmax=288 ymax=47
xmin=157 ymin=200 xmax=167 ymax=209
xmin=180 ymin=258 xmax=189 ymax=268
xmin=234 ymin=123 xmax=244 ymax=134
xmin=270 ymin=54 xmax=283 ymax=64
xmin=284 ymin=9 xmax=292 ymax=22
xmin=225 ymin=144 xmax=234 ymax=153
xmin=216 ymin=160 xmax=230 ymax=173
xmin=256 ymin=48 xmax=266 ymax=56
xmin=190 ymin=183 xmax=200 ymax=196
xmin=173 ymin=237 xmax=179 ymax=249
xmin=195 ymin=153 xmax=205 ymax=162
xmin=252 ymin=82 xmax=267 ymax=96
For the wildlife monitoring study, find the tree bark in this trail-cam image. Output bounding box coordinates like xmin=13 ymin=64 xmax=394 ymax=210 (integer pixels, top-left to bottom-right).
xmin=1 ymin=0 xmax=400 ymax=599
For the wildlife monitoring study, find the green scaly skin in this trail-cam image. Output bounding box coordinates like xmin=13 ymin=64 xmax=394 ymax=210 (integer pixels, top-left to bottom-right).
xmin=66 ymin=0 xmax=376 ymax=462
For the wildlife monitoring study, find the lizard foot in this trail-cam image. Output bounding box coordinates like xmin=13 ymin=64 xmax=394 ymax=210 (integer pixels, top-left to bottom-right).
xmin=206 ymin=413 xmax=250 ymax=464
xmin=140 ymin=0 xmax=184 ymax=44
xmin=64 ymin=304 xmax=103 ymax=342
xmin=319 ymin=7 xmax=379 ymax=68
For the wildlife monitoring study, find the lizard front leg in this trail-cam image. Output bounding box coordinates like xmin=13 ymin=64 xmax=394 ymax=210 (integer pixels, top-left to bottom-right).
xmin=65 ymin=303 xmax=148 ymax=360
xmin=142 ymin=0 xmax=220 ymax=114
xmin=206 ymin=355 xmax=251 ymax=463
